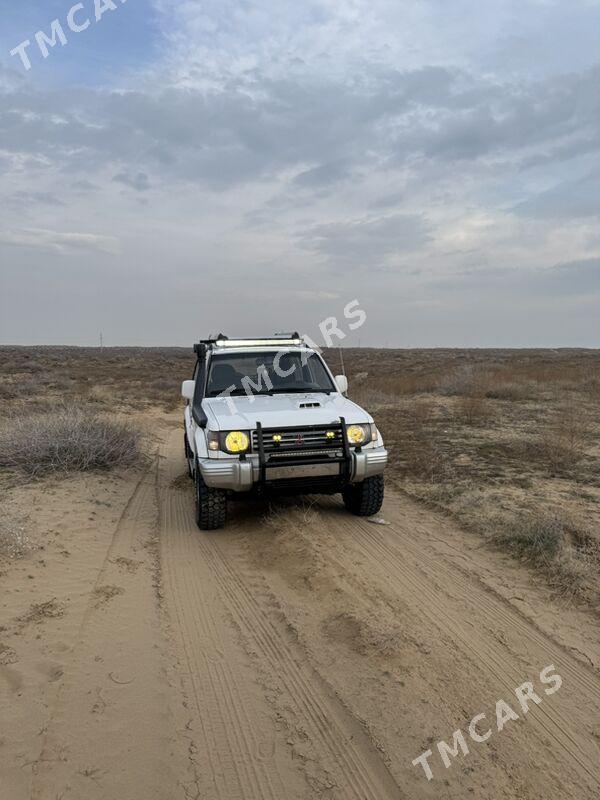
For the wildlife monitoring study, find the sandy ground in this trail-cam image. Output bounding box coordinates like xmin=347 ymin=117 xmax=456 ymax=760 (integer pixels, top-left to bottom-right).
xmin=1 ymin=413 xmax=600 ymax=799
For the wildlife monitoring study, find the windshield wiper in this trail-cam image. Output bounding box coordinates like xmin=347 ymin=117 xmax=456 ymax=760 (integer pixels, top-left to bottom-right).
xmin=260 ymin=387 xmax=332 ymax=395
xmin=207 ymin=388 xmax=250 ymax=397
xmin=208 ymin=387 xmax=333 ymax=397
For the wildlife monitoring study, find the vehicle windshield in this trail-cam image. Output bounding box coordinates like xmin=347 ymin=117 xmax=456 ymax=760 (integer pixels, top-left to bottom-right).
xmin=206 ymin=350 xmax=336 ymax=397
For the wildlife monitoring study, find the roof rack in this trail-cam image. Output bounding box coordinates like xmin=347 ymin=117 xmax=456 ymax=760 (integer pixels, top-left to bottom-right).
xmin=194 ymin=333 xmax=304 ymax=356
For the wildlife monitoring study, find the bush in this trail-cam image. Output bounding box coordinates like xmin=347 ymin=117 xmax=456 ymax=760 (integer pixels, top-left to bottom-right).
xmin=540 ymin=404 xmax=588 ymax=473
xmin=437 ymin=365 xmax=480 ymax=396
xmin=492 ymin=513 xmax=595 ymax=597
xmin=483 ymin=379 xmax=534 ymax=401
xmin=457 ymin=394 xmax=490 ymax=425
xmin=0 ymin=406 xmax=140 ymax=476
xmin=384 ymin=401 xmax=448 ymax=480
xmin=495 ymin=515 xmax=563 ymax=567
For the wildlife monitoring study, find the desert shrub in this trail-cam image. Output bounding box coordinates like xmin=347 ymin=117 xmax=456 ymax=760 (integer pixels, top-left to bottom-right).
xmin=383 ymin=401 xmax=447 ymax=480
xmin=0 ymin=382 xmax=20 ymax=400
xmin=146 ymin=377 xmax=180 ymax=407
xmin=437 ymin=364 xmax=481 ymax=396
xmin=492 ymin=512 xmax=595 ymax=597
xmin=149 ymin=378 xmax=175 ymax=392
xmin=582 ymin=374 xmax=600 ymax=401
xmin=403 ymin=438 xmax=445 ymax=479
xmin=407 ymin=397 xmax=435 ymax=425
xmin=0 ymin=405 xmax=140 ymax=476
xmin=494 ymin=515 xmax=563 ymax=566
xmin=351 ymin=373 xmax=439 ymax=407
xmin=456 ymin=394 xmax=490 ymax=425
xmin=540 ymin=405 xmax=588 ymax=472
xmin=483 ymin=379 xmax=534 ymax=401
xmin=351 ymin=387 xmax=391 ymax=407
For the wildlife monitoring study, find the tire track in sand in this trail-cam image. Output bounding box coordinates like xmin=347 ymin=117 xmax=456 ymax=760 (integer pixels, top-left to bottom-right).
xmin=158 ymin=428 xmax=403 ymax=800
xmin=29 ymin=456 xmax=188 ymax=800
xmin=319 ymin=498 xmax=600 ymax=795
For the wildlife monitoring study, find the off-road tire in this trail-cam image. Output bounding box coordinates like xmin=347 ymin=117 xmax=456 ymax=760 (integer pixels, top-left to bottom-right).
xmin=342 ymin=474 xmax=384 ymax=517
xmin=184 ymin=433 xmax=194 ymax=479
xmin=194 ymin=466 xmax=228 ymax=530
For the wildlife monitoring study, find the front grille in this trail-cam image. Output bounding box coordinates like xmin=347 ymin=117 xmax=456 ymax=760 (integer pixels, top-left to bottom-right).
xmin=253 ymin=424 xmax=344 ymax=454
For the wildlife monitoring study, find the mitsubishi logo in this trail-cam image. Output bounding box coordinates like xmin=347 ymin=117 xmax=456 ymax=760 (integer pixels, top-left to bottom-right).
xmin=296 ymin=434 xmax=304 ymax=447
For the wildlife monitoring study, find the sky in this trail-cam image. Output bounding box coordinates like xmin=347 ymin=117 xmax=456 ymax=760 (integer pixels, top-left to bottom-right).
xmin=1 ymin=0 xmax=599 ymax=347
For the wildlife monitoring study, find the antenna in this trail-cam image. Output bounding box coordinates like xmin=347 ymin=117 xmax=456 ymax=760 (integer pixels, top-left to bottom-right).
xmin=99 ymin=332 xmax=104 ymax=350
xmin=338 ymin=346 xmax=346 ymax=377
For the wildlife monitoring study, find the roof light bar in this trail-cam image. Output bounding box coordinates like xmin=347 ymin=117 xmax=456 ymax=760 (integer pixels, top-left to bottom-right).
xmin=214 ymin=338 xmax=304 ymax=348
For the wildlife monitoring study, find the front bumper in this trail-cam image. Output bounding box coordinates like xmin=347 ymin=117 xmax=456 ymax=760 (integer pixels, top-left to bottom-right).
xmin=199 ymin=446 xmax=388 ymax=492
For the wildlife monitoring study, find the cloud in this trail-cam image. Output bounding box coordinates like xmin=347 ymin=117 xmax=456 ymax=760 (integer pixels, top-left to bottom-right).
xmin=71 ymin=179 xmax=100 ymax=192
xmin=0 ymin=64 xmax=26 ymax=93
xmin=299 ymin=213 xmax=431 ymax=269
xmin=513 ymin=170 xmax=600 ymax=219
xmin=7 ymin=191 xmax=65 ymax=208
xmin=531 ymin=257 xmax=600 ymax=295
xmin=430 ymin=257 xmax=600 ymax=298
xmin=113 ymin=171 xmax=152 ymax=191
xmin=0 ymin=228 xmax=120 ymax=255
xmin=1 ymin=0 xmax=600 ymax=344
xmin=293 ymin=160 xmax=353 ymax=189
xmin=1 ymin=59 xmax=598 ymax=197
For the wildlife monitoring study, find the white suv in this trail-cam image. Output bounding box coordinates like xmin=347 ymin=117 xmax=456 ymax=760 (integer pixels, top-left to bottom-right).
xmin=182 ymin=334 xmax=388 ymax=529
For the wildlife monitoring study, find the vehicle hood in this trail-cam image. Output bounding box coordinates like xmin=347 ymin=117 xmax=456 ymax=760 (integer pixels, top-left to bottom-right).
xmin=203 ymin=393 xmax=372 ymax=431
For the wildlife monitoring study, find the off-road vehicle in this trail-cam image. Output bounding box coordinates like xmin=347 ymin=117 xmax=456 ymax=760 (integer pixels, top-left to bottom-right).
xmin=182 ymin=334 xmax=388 ymax=529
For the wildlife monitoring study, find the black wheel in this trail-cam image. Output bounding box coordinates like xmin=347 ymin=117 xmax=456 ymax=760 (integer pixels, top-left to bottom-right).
xmin=194 ymin=466 xmax=228 ymax=530
xmin=342 ymin=474 xmax=385 ymax=517
xmin=184 ymin=433 xmax=193 ymax=479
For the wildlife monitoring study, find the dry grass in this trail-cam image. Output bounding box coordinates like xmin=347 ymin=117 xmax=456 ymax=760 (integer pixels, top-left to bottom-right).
xmin=1 ymin=344 xmax=599 ymax=606
xmin=539 ymin=404 xmax=589 ymax=473
xmin=330 ymin=346 xmax=600 ymax=607
xmin=0 ymin=346 xmax=193 ymax=412
xmin=0 ymin=516 xmax=29 ymax=560
xmin=0 ymin=405 xmax=141 ymax=477
xmin=456 ymin=394 xmax=490 ymax=425
xmin=494 ymin=513 xmax=563 ymax=563
xmin=491 ymin=512 xmax=599 ymax=600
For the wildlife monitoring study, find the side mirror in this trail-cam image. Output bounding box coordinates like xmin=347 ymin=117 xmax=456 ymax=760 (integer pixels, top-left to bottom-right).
xmin=181 ymin=380 xmax=196 ymax=401
xmin=335 ymin=375 xmax=348 ymax=394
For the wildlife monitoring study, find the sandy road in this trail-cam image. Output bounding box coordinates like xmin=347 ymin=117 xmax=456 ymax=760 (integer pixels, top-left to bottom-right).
xmin=3 ymin=418 xmax=600 ymax=799
xmin=159 ymin=433 xmax=403 ymax=800
xmin=157 ymin=424 xmax=600 ymax=800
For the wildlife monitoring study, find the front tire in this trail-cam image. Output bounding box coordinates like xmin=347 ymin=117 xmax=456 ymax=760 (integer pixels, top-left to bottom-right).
xmin=195 ymin=466 xmax=228 ymax=530
xmin=342 ymin=474 xmax=384 ymax=517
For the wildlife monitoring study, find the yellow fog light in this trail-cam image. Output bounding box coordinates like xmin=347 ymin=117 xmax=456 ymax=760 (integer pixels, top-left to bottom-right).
xmin=347 ymin=424 xmax=367 ymax=445
xmin=225 ymin=431 xmax=250 ymax=453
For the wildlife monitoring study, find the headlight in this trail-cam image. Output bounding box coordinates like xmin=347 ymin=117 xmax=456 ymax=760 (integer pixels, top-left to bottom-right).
xmin=223 ymin=431 xmax=250 ymax=454
xmin=346 ymin=423 xmax=370 ymax=445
